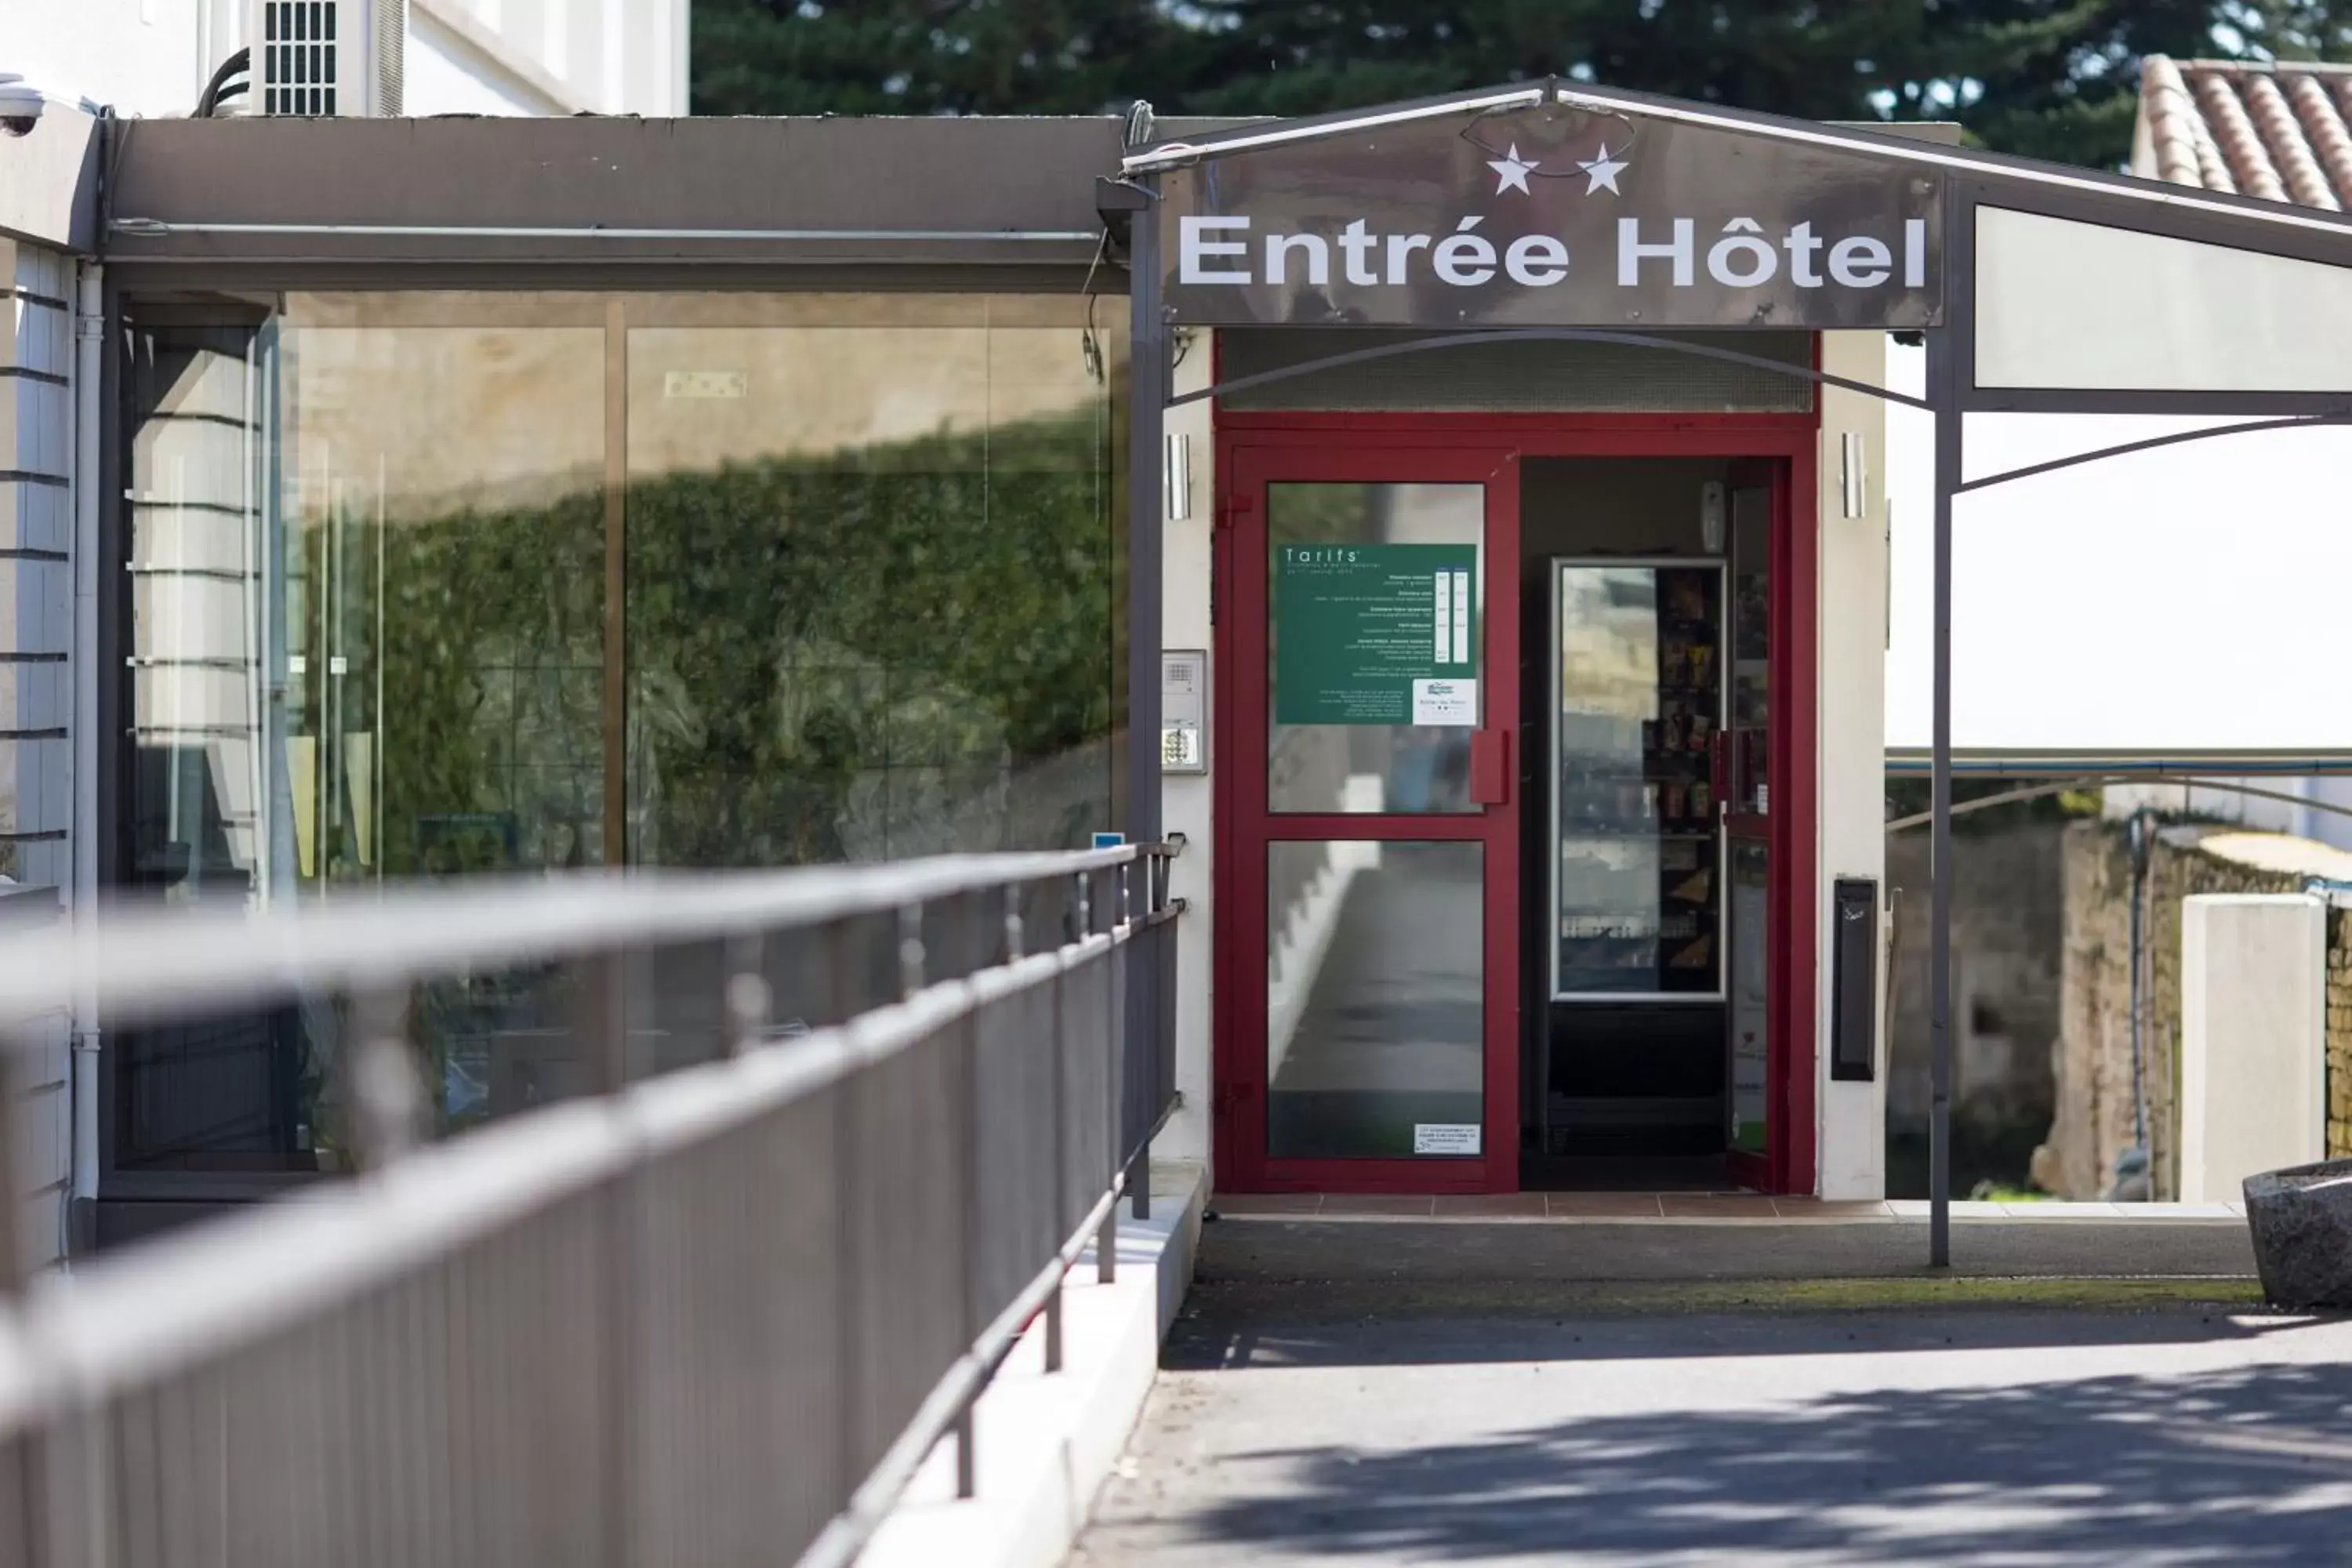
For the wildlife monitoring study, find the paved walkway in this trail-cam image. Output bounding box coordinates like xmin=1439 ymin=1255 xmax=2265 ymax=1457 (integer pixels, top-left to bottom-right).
xmin=1075 ymin=1294 xmax=2352 ymax=1566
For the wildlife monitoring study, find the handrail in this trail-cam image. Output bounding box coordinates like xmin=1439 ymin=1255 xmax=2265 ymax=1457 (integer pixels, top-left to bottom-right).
xmin=0 ymin=841 xmax=1186 ymax=1568
xmin=0 ymin=841 xmax=1181 ymax=1029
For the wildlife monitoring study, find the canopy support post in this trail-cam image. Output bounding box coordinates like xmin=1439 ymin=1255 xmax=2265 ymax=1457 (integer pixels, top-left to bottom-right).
xmin=1123 ymin=179 xmax=1165 ymax=847
xmin=1925 ymin=187 xmax=1973 ymax=1269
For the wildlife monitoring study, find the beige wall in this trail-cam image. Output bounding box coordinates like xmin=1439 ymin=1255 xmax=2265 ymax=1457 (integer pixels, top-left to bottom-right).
xmin=1160 ymin=331 xmax=1214 ymax=1173
xmin=1815 ymin=329 xmax=1890 ymax=1200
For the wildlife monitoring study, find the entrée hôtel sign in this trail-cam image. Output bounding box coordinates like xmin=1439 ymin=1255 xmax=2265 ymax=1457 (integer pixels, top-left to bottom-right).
xmin=1154 ymin=111 xmax=1943 ymax=330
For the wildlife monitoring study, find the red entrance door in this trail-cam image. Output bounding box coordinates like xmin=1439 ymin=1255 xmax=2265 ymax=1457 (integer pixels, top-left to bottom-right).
xmin=1217 ymin=441 xmax=1522 ymax=1193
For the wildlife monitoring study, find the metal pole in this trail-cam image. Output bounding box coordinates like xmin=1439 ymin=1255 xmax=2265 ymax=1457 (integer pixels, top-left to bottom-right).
xmin=953 ymin=1406 xmax=976 ymax=1500
xmin=1924 ymin=185 xmax=1970 ymax=1270
xmin=1126 ymin=176 xmax=1165 ymax=848
xmin=1121 ymin=183 xmax=1167 ymax=1250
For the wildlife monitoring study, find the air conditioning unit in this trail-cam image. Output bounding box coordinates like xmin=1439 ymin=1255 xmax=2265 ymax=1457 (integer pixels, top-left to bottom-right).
xmin=248 ymin=0 xmax=405 ymax=117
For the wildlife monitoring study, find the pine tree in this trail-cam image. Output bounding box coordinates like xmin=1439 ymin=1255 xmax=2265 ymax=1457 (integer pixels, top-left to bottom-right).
xmin=691 ymin=0 xmax=2335 ymax=170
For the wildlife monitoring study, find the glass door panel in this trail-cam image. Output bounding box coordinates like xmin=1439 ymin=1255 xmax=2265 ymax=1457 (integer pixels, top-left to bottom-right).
xmin=1265 ymin=840 xmax=1485 ymax=1159
xmin=1229 ymin=450 xmax=1516 ymax=1190
xmin=1551 ymin=562 xmax=1723 ymax=998
xmin=1728 ymin=486 xmax=1772 ymax=817
xmin=1725 ymin=479 xmax=1774 ymax=1164
xmin=1729 ymin=838 xmax=1770 ymax=1154
xmin=1267 ymin=483 xmax=1484 ymax=815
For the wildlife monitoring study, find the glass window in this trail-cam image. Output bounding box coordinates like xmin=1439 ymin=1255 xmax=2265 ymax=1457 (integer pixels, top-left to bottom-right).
xmin=1267 ymin=483 xmax=1484 ymax=815
xmin=1551 ymin=564 xmax=1723 ymax=997
xmin=624 ymin=296 xmax=1124 ymax=866
xmin=1266 ymin=840 xmax=1483 ymax=1159
xmin=115 ymin=291 xmax=1126 ymax=1179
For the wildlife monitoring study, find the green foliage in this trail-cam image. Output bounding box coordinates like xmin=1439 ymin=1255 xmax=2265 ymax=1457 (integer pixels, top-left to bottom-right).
xmin=330 ymin=408 xmax=1117 ymax=877
xmin=692 ymin=0 xmax=2352 ymax=170
xmin=626 ymin=409 xmax=1118 ymax=865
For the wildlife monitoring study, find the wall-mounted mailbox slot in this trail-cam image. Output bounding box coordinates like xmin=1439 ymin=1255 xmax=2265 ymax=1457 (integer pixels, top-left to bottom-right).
xmin=1831 ymin=877 xmax=1878 ymax=1082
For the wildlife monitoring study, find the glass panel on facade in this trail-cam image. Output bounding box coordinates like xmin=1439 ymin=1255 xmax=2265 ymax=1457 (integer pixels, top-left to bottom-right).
xmin=116 ymin=292 xmax=1125 ymax=1178
xmin=1265 ymin=839 xmax=1484 ymax=1158
xmin=1267 ymin=482 xmax=1484 ymax=815
xmin=624 ymin=299 xmax=1123 ymax=866
xmin=282 ymin=307 xmax=611 ymax=884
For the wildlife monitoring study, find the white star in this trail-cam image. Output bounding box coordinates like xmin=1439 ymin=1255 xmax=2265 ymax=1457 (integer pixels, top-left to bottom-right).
xmin=1486 ymin=143 xmax=1538 ymax=195
xmin=1577 ymin=143 xmax=1629 ymax=194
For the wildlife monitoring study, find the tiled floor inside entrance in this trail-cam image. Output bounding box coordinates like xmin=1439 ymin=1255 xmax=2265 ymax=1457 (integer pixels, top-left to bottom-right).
xmin=1210 ymin=1192 xmax=2251 ymax=1221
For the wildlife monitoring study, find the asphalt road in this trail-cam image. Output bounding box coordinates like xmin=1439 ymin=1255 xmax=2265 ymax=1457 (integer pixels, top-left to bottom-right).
xmin=1073 ymin=1291 xmax=2352 ymax=1566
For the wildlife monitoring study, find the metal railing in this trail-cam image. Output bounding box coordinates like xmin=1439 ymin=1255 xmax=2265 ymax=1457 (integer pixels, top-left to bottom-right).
xmin=0 ymin=840 xmax=1184 ymax=1568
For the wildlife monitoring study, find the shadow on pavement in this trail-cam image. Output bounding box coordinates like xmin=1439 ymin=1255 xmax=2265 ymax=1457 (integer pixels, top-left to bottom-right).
xmin=1187 ymin=1358 xmax=2352 ymax=1563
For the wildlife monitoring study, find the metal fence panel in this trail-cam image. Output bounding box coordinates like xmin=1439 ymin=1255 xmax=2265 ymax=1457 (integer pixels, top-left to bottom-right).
xmin=967 ymin=977 xmax=1063 ymax=1325
xmin=841 ymin=1013 xmax=971 ymax=1481
xmin=0 ymin=844 xmax=1182 ymax=1568
xmin=1055 ymin=947 xmax=1116 ymax=1242
xmin=629 ymin=1085 xmax=844 ymax=1568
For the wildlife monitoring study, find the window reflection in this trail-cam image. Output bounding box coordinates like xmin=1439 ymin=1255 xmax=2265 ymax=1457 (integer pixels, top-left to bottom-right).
xmin=625 ymin=300 xmax=1123 ymax=866
xmin=116 ymin=292 xmax=1126 ymax=1179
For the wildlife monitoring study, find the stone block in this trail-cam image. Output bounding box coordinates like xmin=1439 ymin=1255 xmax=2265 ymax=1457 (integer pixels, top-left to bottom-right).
xmin=2245 ymin=1158 xmax=2352 ymax=1309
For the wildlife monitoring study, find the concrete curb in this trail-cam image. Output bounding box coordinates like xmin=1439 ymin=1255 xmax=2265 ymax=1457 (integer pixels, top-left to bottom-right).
xmin=1196 ymin=1215 xmax=2259 ymax=1281
xmin=861 ymin=1162 xmax=1207 ymax=1568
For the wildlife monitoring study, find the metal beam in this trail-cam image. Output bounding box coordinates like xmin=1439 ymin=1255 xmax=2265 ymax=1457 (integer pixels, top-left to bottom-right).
xmin=1166 ymin=327 xmax=1933 ymax=412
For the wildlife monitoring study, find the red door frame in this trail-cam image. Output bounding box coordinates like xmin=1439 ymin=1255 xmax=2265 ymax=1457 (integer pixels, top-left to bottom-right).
xmin=1214 ymin=406 xmax=1820 ymax=1196
xmin=1221 ymin=440 xmax=1524 ymax=1194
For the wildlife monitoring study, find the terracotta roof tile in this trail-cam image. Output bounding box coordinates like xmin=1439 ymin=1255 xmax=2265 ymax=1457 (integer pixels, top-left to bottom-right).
xmin=2137 ymin=56 xmax=2352 ymax=209
xmin=2284 ymin=75 xmax=2352 ymax=205
xmin=2193 ymin=71 xmax=2286 ymax=199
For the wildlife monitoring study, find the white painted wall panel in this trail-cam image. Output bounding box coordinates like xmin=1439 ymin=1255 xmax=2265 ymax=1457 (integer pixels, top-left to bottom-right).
xmin=1817 ymin=330 xmax=1890 ymax=1200
xmin=1886 ymin=337 xmax=2352 ymax=766
xmin=1979 ymin=207 xmax=2352 ymax=393
xmin=2180 ymin=895 xmax=2326 ymax=1203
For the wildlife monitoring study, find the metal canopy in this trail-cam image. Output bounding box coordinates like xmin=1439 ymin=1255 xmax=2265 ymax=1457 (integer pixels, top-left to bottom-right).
xmin=1108 ymin=78 xmax=2352 ymax=1264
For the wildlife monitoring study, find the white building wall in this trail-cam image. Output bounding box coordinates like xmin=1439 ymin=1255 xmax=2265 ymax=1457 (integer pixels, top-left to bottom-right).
xmin=2 ymin=0 xmax=234 ymax=118
xmin=1817 ymin=328 xmax=1892 ymax=1200
xmin=1159 ymin=333 xmax=1214 ymax=1175
xmin=0 ymin=234 xmax=76 ymax=1273
xmin=2 ymin=0 xmax=688 ymax=119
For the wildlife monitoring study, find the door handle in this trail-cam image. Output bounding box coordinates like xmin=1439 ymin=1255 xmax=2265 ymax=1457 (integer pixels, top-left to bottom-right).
xmin=1470 ymin=728 xmax=1511 ymax=805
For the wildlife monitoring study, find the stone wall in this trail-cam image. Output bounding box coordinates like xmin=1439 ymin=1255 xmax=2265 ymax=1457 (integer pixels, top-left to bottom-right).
xmin=2331 ymin=949 xmax=2352 ymax=1159
xmin=1886 ymin=820 xmax=2064 ymax=1170
xmin=2038 ymin=821 xmax=2352 ymax=1200
xmin=1882 ymin=818 xmax=2070 ymax=1194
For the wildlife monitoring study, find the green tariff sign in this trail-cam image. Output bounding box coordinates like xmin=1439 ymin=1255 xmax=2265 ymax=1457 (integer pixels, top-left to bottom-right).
xmin=1274 ymin=543 xmax=1479 ymax=726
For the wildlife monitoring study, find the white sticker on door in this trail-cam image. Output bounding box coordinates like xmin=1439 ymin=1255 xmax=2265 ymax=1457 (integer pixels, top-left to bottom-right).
xmin=1414 ymin=1123 xmax=1482 ymax=1156
xmin=1411 ymin=677 xmax=1477 ymax=727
